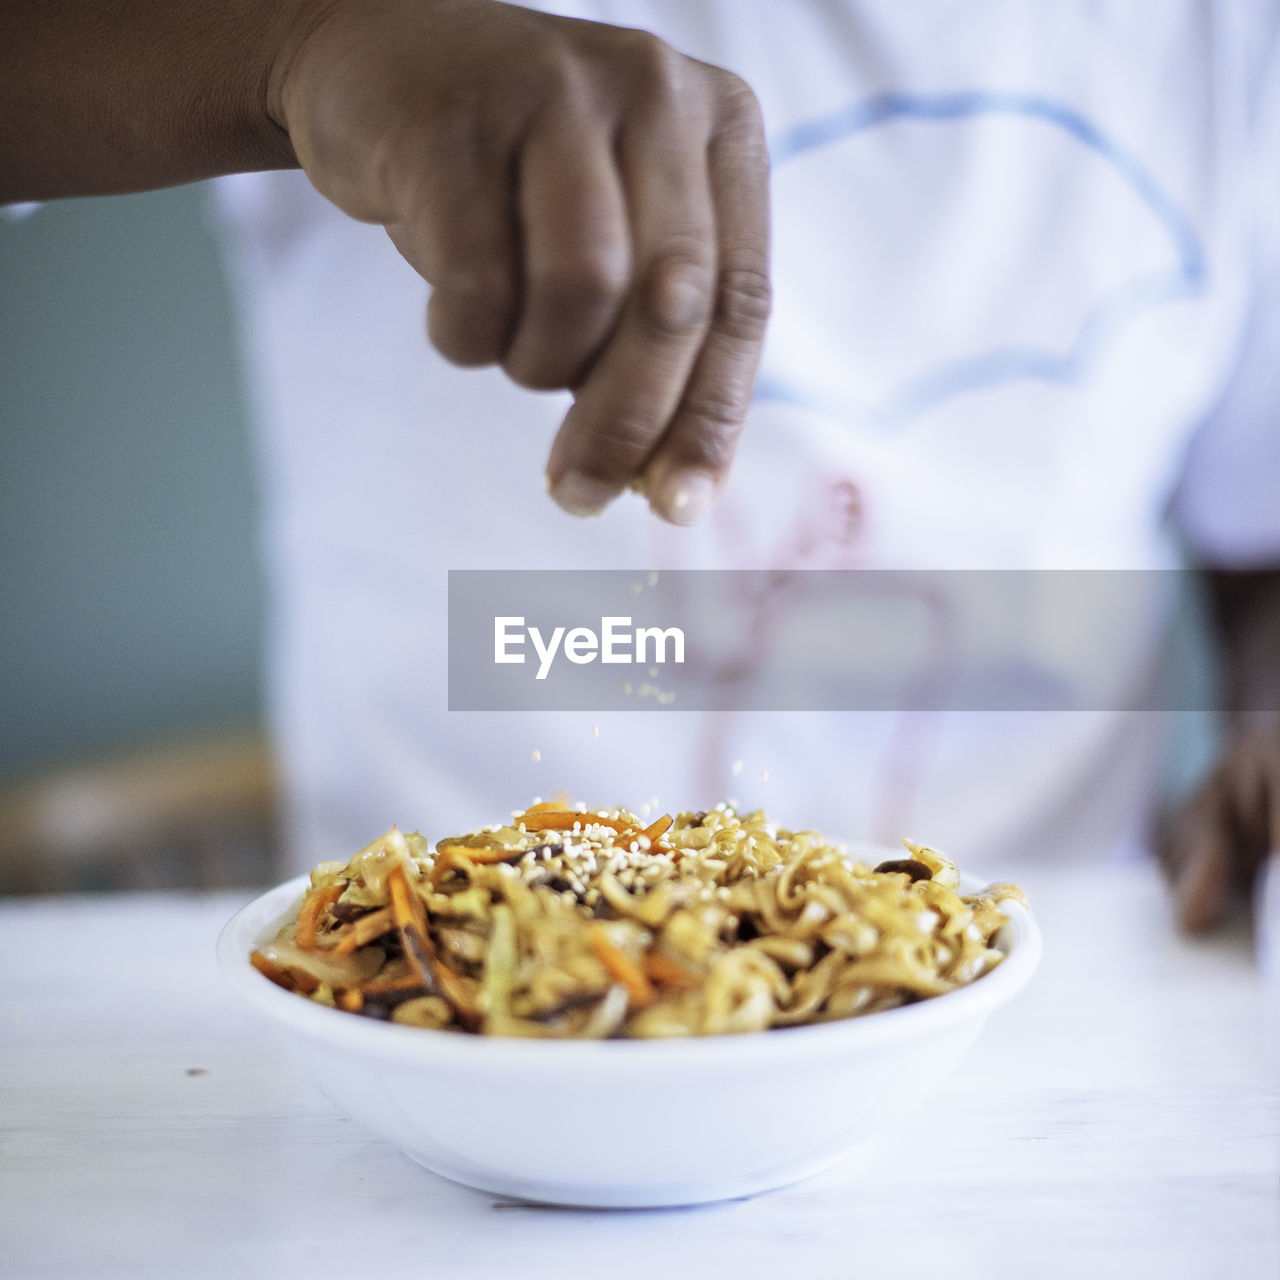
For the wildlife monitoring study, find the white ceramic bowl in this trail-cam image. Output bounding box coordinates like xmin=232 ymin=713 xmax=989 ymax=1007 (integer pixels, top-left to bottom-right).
xmin=218 ymin=859 xmax=1040 ymax=1208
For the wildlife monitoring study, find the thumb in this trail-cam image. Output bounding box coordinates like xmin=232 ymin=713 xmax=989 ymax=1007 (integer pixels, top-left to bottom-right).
xmin=1168 ymin=784 xmax=1235 ymax=933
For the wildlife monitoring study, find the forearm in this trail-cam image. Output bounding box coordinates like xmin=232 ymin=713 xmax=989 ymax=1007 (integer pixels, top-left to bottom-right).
xmin=2 ymin=0 xmax=769 ymax=525
xmin=0 ymin=0 xmax=317 ymax=201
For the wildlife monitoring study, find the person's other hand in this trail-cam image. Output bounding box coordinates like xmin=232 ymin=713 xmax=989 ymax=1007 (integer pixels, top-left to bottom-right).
xmin=272 ymin=0 xmax=771 ymax=524
xmin=1159 ymin=719 xmax=1280 ymax=931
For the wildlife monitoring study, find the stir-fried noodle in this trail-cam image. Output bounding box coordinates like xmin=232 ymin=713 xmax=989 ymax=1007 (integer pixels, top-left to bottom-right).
xmin=251 ymin=804 xmax=1026 ymax=1038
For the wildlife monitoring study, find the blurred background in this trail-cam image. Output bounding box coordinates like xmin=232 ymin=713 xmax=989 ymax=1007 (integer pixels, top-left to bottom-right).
xmin=0 ymin=180 xmax=1222 ymax=897
xmin=0 ymin=184 xmax=276 ymax=893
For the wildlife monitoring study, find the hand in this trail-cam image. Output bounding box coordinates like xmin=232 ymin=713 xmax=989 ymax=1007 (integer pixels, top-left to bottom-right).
xmin=272 ymin=0 xmax=771 ymax=524
xmin=1158 ymin=719 xmax=1280 ymax=931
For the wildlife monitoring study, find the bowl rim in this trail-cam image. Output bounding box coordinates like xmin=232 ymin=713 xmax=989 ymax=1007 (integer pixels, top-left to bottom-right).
xmin=218 ymin=858 xmax=1041 ymax=1068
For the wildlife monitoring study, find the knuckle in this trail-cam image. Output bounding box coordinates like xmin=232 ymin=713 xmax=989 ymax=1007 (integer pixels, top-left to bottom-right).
xmin=640 ymin=252 xmax=715 ymax=339
xmin=592 ymin=409 xmax=664 ymax=477
xmin=616 ymin=28 xmax=686 ymax=97
xmin=534 ymin=50 xmax=601 ymax=121
xmin=532 ymin=251 xmax=629 ymax=321
xmin=640 ymin=38 xmax=688 ymax=103
xmin=437 ymin=261 xmax=514 ymax=310
xmin=712 ymin=69 xmax=766 ymax=134
xmin=715 ymin=265 xmax=773 ymax=341
xmin=672 ymin=388 xmax=747 ymax=470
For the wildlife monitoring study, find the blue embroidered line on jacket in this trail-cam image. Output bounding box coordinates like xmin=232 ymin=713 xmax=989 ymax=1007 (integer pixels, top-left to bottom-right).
xmin=756 ymin=91 xmax=1207 ymax=426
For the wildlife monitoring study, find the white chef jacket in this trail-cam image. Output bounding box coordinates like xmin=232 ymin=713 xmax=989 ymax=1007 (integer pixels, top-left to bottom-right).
xmin=214 ymin=1 xmax=1280 ymax=872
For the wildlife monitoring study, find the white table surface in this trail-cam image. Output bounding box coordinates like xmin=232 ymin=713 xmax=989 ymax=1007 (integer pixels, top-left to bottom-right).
xmin=2 ymin=858 xmax=1277 ymax=1280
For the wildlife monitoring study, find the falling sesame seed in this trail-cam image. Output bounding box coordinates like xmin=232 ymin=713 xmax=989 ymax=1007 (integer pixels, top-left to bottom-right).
xmin=591 ymin=724 xmax=600 ymax=739
xmin=531 ymin=749 xmax=541 ymax=763
xmin=630 ymin=581 xmax=643 ymax=596
xmin=647 ymin=571 xmax=659 ymax=587
xmin=732 ymin=760 xmax=743 ymax=776
xmin=648 ymin=667 xmax=658 ymax=679
xmin=620 ymin=681 xmax=632 ymax=695
xmin=761 ymin=769 xmax=770 ymax=783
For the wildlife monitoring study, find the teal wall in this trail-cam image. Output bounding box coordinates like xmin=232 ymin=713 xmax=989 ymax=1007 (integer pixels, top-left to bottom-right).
xmin=0 ymin=184 xmax=263 ymax=778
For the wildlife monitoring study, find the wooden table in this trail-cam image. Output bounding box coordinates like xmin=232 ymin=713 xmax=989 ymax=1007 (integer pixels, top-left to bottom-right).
xmin=2 ymin=859 xmax=1276 ymax=1279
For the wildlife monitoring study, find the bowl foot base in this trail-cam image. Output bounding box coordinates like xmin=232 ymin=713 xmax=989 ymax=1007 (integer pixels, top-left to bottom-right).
xmin=404 ymin=1139 xmax=879 ymax=1209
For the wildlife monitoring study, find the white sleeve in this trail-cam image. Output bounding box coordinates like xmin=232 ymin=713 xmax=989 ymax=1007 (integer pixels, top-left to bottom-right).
xmin=1172 ymin=27 xmax=1280 ymax=567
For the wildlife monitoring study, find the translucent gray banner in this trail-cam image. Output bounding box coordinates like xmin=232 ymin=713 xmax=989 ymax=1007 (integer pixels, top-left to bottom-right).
xmin=448 ymin=569 xmax=1254 ymax=712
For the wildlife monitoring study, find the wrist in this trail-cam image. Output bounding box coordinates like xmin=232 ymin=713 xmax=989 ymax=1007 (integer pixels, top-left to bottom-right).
xmin=265 ymin=0 xmax=350 ymax=143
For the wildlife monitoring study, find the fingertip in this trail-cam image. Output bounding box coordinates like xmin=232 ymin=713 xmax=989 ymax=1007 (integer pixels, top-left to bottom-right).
xmin=647 ymin=467 xmax=717 ymax=526
xmin=1174 ymin=846 xmax=1227 ymax=933
xmin=549 ymin=469 xmax=618 ymax=519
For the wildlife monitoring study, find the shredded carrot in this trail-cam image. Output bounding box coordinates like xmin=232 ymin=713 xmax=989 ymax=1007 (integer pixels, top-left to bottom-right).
xmin=641 ymin=814 xmax=673 ymax=843
xmin=331 ymin=905 xmax=395 ymax=954
xmin=520 ymin=811 xmax=636 ymax=836
xmin=427 ymin=846 xmax=471 ymax=886
xmin=295 ymin=882 xmax=346 ymax=950
xmin=360 ymin=971 xmax=430 ymax=996
xmin=589 ymin=925 xmax=656 ymax=1008
xmin=521 ymin=801 xmax=563 ymax=816
xmin=387 ymin=865 xmax=435 ymax=990
xmin=337 ymin=989 xmax=363 ymax=1013
xmin=383 ymin=864 xmax=490 ymax=1023
xmin=387 ymin=864 xmax=429 ymax=936
xmin=643 ymin=949 xmax=701 ymax=990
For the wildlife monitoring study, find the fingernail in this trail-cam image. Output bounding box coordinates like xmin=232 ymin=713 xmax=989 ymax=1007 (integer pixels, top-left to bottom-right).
xmin=653 ymin=471 xmax=717 ymax=526
xmin=552 ymin=470 xmax=615 ymax=518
